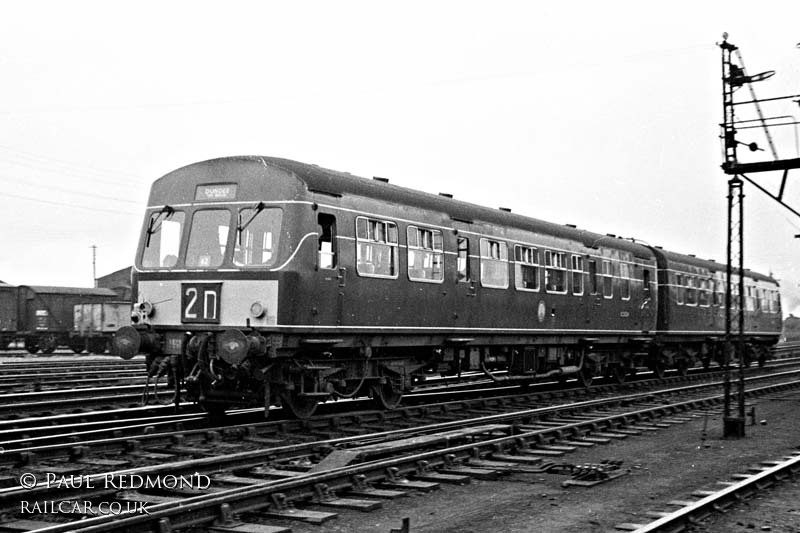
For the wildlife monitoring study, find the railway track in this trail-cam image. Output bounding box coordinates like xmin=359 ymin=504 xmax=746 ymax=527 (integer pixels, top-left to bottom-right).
xmin=620 ymin=449 xmax=800 ymax=532
xmin=3 ymin=359 xmax=799 ymax=459
xmin=1 ymin=368 xmax=798 ymax=532
xmin=1 ymin=359 xmax=793 ymax=459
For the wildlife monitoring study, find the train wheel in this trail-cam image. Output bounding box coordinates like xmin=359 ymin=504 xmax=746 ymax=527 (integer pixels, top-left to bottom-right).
xmin=280 ymin=391 xmax=318 ymax=419
xmin=606 ymin=365 xmax=626 ymax=384
xmin=201 ymin=402 xmax=229 ymax=421
xmin=372 ymin=381 xmax=403 ymax=410
xmin=701 ymin=357 xmax=711 ymax=370
xmin=650 ymin=361 xmax=666 ymax=379
xmin=675 ymin=359 xmax=690 ymax=377
xmin=578 ymin=365 xmax=595 ymax=388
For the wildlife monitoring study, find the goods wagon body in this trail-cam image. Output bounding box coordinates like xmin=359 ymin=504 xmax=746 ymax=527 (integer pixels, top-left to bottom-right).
xmin=0 ymin=282 xmax=17 ymax=348
xmin=18 ymin=285 xmax=120 ymax=353
xmin=73 ymin=301 xmax=131 ymax=354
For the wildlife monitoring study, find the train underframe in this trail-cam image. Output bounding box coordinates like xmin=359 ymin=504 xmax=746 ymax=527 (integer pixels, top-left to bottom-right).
xmin=131 ymin=328 xmax=777 ymax=419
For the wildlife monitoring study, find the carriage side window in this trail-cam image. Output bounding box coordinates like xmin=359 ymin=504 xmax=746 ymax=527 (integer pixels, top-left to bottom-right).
xmin=745 ymin=285 xmax=756 ymax=311
xmin=588 ymin=259 xmax=599 ymax=295
xmin=407 ymin=226 xmax=444 ymax=282
xmin=544 ymin=250 xmax=567 ymax=293
xmin=675 ymin=274 xmax=684 ymax=305
xmin=514 ymin=245 xmax=539 ymax=291
xmin=685 ymin=276 xmax=697 ymax=306
xmin=698 ymin=279 xmax=710 ymax=307
xmin=317 ymin=213 xmax=337 ymax=270
xmin=602 ymin=260 xmax=613 ymax=298
xmin=756 ymin=288 xmax=766 ymax=311
xmin=571 ymin=255 xmax=584 ymax=295
xmin=479 ymin=238 xmax=508 ymax=288
xmin=186 ymin=209 xmax=230 ymax=268
xmin=233 ymin=206 xmax=283 ymax=268
xmin=457 ymin=237 xmax=470 ymax=282
xmin=619 ymin=262 xmax=630 ymax=300
xmin=356 ymin=217 xmax=398 ymax=278
xmin=643 ymin=269 xmax=652 ymax=299
xmin=142 ymin=210 xmax=185 ymax=268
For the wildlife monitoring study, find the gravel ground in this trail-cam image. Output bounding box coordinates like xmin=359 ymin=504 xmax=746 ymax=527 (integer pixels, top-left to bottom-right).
xmin=268 ymin=388 xmax=800 ymax=533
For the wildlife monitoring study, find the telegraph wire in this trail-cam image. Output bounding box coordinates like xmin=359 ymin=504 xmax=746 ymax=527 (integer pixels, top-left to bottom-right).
xmin=0 ymin=191 xmax=140 ymax=215
xmin=0 ymin=175 xmax=142 ymax=206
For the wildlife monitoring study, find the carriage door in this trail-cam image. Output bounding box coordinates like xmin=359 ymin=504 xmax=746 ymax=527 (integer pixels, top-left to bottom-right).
xmin=452 ymin=222 xmax=477 ymax=327
xmin=315 ymin=213 xmax=344 ymax=326
xmin=641 ymin=268 xmax=655 ymax=331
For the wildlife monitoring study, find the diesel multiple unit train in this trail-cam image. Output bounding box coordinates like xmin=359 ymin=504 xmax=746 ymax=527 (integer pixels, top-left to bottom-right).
xmin=112 ymin=156 xmax=782 ymax=417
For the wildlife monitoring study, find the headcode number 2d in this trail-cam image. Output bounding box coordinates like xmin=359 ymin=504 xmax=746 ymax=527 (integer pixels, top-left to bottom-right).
xmin=181 ymin=283 xmax=221 ymax=323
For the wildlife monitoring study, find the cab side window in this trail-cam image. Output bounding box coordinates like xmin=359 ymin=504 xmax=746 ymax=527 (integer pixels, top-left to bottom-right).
xmin=317 ymin=214 xmax=337 ymax=269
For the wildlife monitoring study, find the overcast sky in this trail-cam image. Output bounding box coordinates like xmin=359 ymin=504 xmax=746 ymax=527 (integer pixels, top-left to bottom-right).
xmin=1 ymin=1 xmax=799 ymax=315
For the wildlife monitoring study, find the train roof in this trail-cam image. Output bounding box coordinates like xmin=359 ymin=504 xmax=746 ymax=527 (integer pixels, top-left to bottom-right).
xmin=652 ymin=248 xmax=778 ymax=284
xmin=19 ymin=286 xmax=119 ymax=297
xmin=168 ymin=156 xmax=656 ymax=259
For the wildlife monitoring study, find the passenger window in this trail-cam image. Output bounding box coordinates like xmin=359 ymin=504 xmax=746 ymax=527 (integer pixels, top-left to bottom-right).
xmin=457 ymin=237 xmax=470 ymax=282
xmin=698 ymin=279 xmax=710 ymax=307
xmin=407 ymin=226 xmax=444 ymax=282
xmin=685 ymin=276 xmax=697 ymax=306
xmin=514 ymin=245 xmax=539 ymax=291
xmin=479 ymin=238 xmax=508 ymax=288
xmin=602 ymin=260 xmax=613 ymax=299
xmin=544 ymin=250 xmax=567 ymax=293
xmin=675 ymin=274 xmax=684 ymax=305
xmin=588 ymin=259 xmax=599 ymax=295
xmin=643 ymin=269 xmax=651 ymax=299
xmin=619 ymin=262 xmax=630 ymax=300
xmin=317 ymin=214 xmax=337 ymax=270
xmin=356 ymin=217 xmax=398 ymax=277
xmin=571 ymin=255 xmax=584 ymax=295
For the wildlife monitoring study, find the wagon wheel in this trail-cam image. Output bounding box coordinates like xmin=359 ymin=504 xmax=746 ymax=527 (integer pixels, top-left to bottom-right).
xmin=89 ymin=337 xmax=109 ymax=354
xmin=371 ymin=380 xmax=403 ymax=410
xmin=69 ymin=337 xmax=86 ymax=354
xmin=606 ymin=364 xmax=626 ymax=384
xmin=25 ymin=338 xmax=39 ymax=354
xmin=280 ymin=391 xmax=318 ymax=419
xmin=39 ymin=334 xmax=57 ymax=354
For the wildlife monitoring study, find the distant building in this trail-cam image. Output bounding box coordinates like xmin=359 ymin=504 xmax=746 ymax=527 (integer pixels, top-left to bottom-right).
xmin=97 ymin=266 xmax=132 ymax=300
